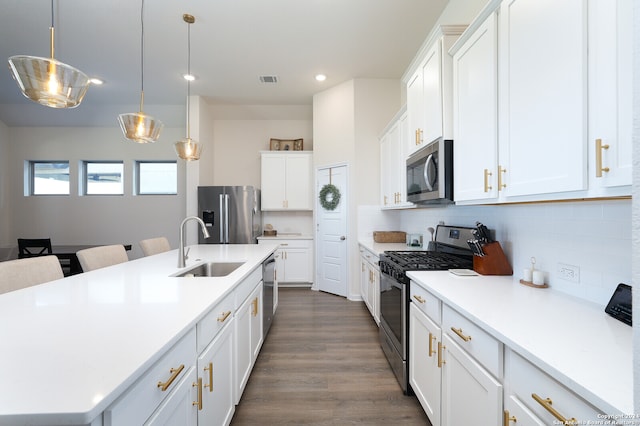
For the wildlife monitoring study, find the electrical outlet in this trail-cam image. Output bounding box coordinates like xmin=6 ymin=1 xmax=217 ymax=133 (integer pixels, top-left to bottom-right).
xmin=557 ymin=263 xmax=580 ymax=283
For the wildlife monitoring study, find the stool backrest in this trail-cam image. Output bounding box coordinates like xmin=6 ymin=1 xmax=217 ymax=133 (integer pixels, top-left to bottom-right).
xmin=76 ymin=245 xmax=129 ymax=272
xmin=0 ymin=255 xmax=64 ymax=294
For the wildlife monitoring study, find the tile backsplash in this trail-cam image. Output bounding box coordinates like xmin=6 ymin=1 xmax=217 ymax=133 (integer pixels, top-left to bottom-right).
xmin=359 ymin=200 xmax=631 ymax=307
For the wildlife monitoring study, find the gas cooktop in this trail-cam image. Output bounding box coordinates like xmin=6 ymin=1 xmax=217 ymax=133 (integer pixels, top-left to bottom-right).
xmin=381 ymin=250 xmax=473 ymax=271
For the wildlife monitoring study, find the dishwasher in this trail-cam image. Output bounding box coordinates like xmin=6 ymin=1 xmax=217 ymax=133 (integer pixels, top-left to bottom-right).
xmin=262 ymin=252 xmax=276 ymax=338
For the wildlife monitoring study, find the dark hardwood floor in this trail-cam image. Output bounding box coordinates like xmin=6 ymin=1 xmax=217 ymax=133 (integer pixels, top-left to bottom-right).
xmin=231 ymin=288 xmax=431 ymax=425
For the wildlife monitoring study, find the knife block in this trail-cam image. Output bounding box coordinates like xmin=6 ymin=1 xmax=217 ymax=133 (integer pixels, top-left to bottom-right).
xmin=473 ymin=241 xmax=513 ymax=276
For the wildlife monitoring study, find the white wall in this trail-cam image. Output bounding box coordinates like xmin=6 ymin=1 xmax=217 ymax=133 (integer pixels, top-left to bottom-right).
xmin=0 ymin=120 xmax=10 ymax=258
xmin=5 ymin=126 xmax=185 ymax=259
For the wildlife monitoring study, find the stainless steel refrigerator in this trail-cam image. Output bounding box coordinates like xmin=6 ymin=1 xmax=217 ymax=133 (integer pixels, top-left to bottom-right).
xmin=197 ymin=186 xmax=262 ymax=244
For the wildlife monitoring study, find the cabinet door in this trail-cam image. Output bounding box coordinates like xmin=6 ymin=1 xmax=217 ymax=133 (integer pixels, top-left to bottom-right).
xmin=380 ymin=130 xmax=394 ymax=207
xmin=360 ymin=254 xmax=369 ymax=307
xmin=250 ymin=284 xmax=263 ymax=360
xmin=144 ymin=367 xmax=198 ymax=426
xmin=422 ymin=41 xmax=443 ymax=146
xmin=499 ymin=0 xmax=587 ymax=197
xmin=588 ymin=0 xmax=632 ymax=190
xmin=409 ymin=304 xmax=442 ymax=426
xmin=452 ymin=13 xmax=499 ymax=203
xmin=406 ymin=67 xmax=425 ymax=155
xmin=285 ymin=154 xmax=312 ymax=210
xmin=504 ymin=395 xmax=546 ymax=426
xmin=234 ymin=292 xmax=253 ymax=404
xmin=261 ymin=155 xmax=287 ymax=210
xmin=281 ymin=248 xmax=311 ymax=282
xmin=197 ymin=321 xmax=234 ymax=426
xmin=441 ymin=334 xmax=502 ymax=426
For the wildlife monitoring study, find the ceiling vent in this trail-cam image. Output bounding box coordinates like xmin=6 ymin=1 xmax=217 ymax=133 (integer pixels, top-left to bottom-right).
xmin=259 ymin=75 xmax=278 ymax=84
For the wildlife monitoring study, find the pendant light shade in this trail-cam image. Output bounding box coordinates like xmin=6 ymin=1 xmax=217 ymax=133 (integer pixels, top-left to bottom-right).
xmin=174 ymin=14 xmax=202 ymax=161
xmin=7 ymin=1 xmax=90 ymax=108
xmin=118 ymin=0 xmax=163 ymax=143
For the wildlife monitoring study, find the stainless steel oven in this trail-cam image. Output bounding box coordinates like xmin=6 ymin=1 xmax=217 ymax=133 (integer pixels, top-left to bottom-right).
xmin=406 ymin=137 xmax=453 ymax=204
xmin=378 ymin=225 xmax=475 ymax=394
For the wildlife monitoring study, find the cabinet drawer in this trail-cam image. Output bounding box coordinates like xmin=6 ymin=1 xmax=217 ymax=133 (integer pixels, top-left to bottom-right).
xmin=235 ymin=266 xmax=262 ymax=307
xmin=360 ymin=247 xmax=378 ymax=267
xmin=506 ymin=349 xmax=609 ymax=425
xmin=104 ymin=328 xmax=197 ymax=426
xmin=197 ymin=292 xmax=235 ymax=353
xmin=442 ymin=305 xmax=502 ymax=379
xmin=410 ymin=283 xmax=441 ymax=323
xmin=277 ymin=239 xmax=312 ymax=249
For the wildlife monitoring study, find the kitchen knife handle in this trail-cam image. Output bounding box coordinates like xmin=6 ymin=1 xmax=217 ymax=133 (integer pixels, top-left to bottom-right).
xmin=484 ymin=169 xmax=493 ymax=192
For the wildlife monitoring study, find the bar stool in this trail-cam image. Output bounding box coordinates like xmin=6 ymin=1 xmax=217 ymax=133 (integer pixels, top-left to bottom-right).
xmin=76 ymin=245 xmax=129 ymax=272
xmin=139 ymin=237 xmax=171 ymax=257
xmin=0 ymin=255 xmax=64 ymax=294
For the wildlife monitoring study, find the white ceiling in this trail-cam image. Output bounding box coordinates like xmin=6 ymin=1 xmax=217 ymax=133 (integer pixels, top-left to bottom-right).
xmin=0 ymin=0 xmax=448 ymax=127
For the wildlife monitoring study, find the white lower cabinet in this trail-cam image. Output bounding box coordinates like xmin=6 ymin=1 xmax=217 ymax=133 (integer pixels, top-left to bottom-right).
xmin=409 ymin=304 xmax=441 ymax=426
xmin=234 ymin=281 xmax=263 ymax=404
xmin=144 ymin=367 xmax=198 ymax=426
xmin=504 ymin=349 xmax=609 ymax=425
xmin=441 ymin=334 xmax=503 ymax=425
xmin=197 ymin=320 xmax=235 ymax=426
xmin=359 ymin=246 xmax=379 ymax=323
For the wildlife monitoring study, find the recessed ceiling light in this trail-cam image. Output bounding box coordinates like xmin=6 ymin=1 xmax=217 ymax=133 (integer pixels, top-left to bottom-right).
xmin=183 ymin=74 xmax=196 ymax=81
xmin=315 ymin=74 xmax=327 ymax=82
xmin=89 ymin=78 xmax=104 ymax=85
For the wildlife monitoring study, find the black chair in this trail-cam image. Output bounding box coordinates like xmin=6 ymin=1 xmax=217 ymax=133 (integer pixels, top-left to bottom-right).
xmin=17 ymin=238 xmax=52 ymax=258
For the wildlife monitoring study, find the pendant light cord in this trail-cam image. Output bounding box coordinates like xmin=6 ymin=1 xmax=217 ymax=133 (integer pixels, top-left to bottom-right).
xmin=186 ymin=18 xmax=191 ymax=140
xmin=139 ymin=0 xmax=146 ymax=112
xmin=49 ymin=0 xmax=55 ymax=59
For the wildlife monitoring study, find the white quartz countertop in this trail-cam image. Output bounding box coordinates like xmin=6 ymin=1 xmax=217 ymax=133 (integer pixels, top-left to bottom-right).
xmin=0 ymin=243 xmax=278 ymax=426
xmin=407 ymin=270 xmax=632 ymax=415
xmin=358 ymin=239 xmax=426 ymax=254
xmin=257 ymin=233 xmax=313 ymax=240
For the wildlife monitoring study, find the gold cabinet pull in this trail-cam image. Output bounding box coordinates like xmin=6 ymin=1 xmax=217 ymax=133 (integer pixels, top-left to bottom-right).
xmin=498 ymin=165 xmax=507 ymax=190
xmin=595 ymin=138 xmax=610 ymax=177
xmin=204 ymin=362 xmax=213 ymax=392
xmin=192 ymin=377 xmax=203 ymax=410
xmin=415 ymin=129 xmax=421 ymax=145
xmin=413 ymin=295 xmax=425 ymax=304
xmin=428 ymin=332 xmax=436 ymax=357
xmin=531 ymin=393 xmax=578 ymax=425
xmin=451 ymin=327 xmax=472 ymax=342
xmin=157 ymin=364 xmax=185 ymax=391
xmin=384 ymin=195 xmax=388 ymax=206
xmin=252 ymin=297 xmax=259 ymax=317
xmin=503 ymin=410 xmax=517 ymax=425
xmin=217 ymin=310 xmax=232 ymax=323
xmin=437 ymin=341 xmax=445 ymax=368
xmin=484 ymin=169 xmax=493 ymax=192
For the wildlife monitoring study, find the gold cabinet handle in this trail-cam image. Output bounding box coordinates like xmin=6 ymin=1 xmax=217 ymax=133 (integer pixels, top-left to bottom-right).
xmin=217 ymin=310 xmax=232 ymax=323
xmin=384 ymin=195 xmax=388 ymax=206
xmin=428 ymin=332 xmax=436 ymax=357
xmin=252 ymin=297 xmax=259 ymax=317
xmin=204 ymin=362 xmax=213 ymax=392
xmin=498 ymin=165 xmax=507 ymax=190
xmin=437 ymin=341 xmax=445 ymax=368
xmin=451 ymin=327 xmax=472 ymax=342
xmin=595 ymin=138 xmax=610 ymax=177
xmin=531 ymin=393 xmax=578 ymax=425
xmin=415 ymin=129 xmax=422 ymax=145
xmin=192 ymin=377 xmax=203 ymax=410
xmin=484 ymin=169 xmax=493 ymax=192
xmin=157 ymin=364 xmax=185 ymax=391
xmin=503 ymin=410 xmax=517 ymax=425
xmin=413 ymin=295 xmax=425 ymax=304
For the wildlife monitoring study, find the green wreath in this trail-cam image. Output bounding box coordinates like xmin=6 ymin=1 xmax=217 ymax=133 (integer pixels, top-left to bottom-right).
xmin=319 ymin=183 xmax=341 ymax=210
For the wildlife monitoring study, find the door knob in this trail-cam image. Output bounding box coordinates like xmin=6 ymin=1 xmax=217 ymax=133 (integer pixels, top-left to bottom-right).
xmin=340 ymin=236 xmax=346 ymax=240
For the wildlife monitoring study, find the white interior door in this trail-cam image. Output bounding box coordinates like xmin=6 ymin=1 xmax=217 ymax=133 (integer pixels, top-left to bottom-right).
xmin=316 ymin=165 xmax=348 ymax=297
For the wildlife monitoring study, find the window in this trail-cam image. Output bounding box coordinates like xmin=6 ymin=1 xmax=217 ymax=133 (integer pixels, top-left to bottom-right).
xmin=84 ymin=162 xmax=124 ymax=195
xmin=30 ymin=161 xmax=70 ymax=195
xmin=136 ymin=161 xmax=177 ymax=195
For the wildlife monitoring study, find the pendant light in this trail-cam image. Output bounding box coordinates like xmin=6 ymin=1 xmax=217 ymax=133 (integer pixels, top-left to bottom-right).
xmin=7 ymin=0 xmax=90 ymax=108
xmin=117 ymin=0 xmax=163 ymax=143
xmin=174 ymin=14 xmax=203 ymax=161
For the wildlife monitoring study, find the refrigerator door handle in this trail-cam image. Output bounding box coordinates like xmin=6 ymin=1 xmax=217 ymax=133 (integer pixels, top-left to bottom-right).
xmin=224 ymin=194 xmax=230 ymax=243
xmin=219 ymin=194 xmax=225 ymax=243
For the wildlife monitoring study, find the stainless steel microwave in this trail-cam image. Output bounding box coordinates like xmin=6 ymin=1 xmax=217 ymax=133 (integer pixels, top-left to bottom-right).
xmin=406 ymin=137 xmax=454 ymax=204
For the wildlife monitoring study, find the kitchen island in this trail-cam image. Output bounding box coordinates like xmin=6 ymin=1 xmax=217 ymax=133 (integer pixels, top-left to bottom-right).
xmin=0 ymin=243 xmax=278 ymax=426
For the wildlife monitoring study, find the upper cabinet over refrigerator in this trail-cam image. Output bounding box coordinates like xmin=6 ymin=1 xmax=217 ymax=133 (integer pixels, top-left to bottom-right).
xmin=198 ymin=186 xmax=262 ymax=244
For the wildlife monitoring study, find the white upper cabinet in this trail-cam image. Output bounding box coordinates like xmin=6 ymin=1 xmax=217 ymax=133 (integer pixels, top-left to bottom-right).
xmin=405 ymin=26 xmax=466 ymax=157
xmin=452 ymin=12 xmax=499 ymax=203
xmin=498 ymin=0 xmax=587 ymax=198
xmin=588 ymin=0 xmax=633 ymax=192
xmin=261 ymin=152 xmax=313 ymax=210
xmin=380 ymin=106 xmax=413 ymax=209
xmin=451 ymin=0 xmax=631 ymax=204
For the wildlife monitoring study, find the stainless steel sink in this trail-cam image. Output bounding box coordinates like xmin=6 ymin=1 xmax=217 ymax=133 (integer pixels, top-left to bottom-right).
xmin=174 ymin=262 xmax=244 ymax=277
